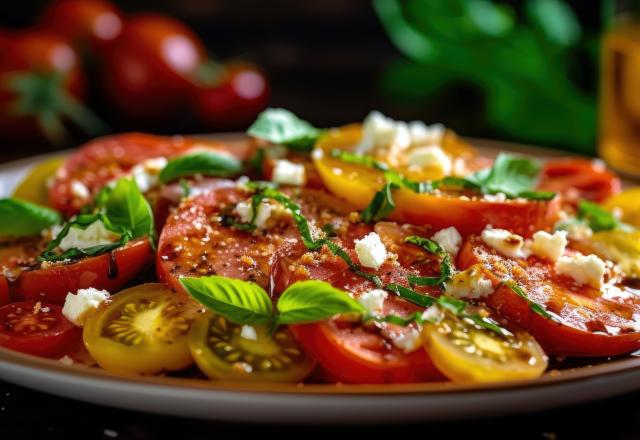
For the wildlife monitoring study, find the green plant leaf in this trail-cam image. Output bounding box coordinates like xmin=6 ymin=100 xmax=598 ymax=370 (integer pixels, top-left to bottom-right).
xmin=526 ymin=0 xmax=581 ymax=47
xmin=577 ymin=200 xmax=632 ymax=232
xmin=404 ymin=235 xmax=453 ymax=289
xmin=465 ymin=153 xmax=542 ymax=197
xmin=103 ymin=179 xmax=155 ymax=241
xmin=247 ymin=108 xmax=323 ymax=151
xmin=466 ymin=0 xmax=514 ymax=37
xmin=361 ymin=182 xmax=398 ymax=223
xmin=0 ymin=198 xmax=61 ymax=236
xmin=159 ymin=151 xmax=242 ymax=183
xmin=276 ymin=280 xmax=365 ymax=325
xmin=180 ymin=276 xmax=274 ymax=325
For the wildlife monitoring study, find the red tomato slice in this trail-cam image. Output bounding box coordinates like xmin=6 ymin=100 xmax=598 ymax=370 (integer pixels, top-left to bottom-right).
xmin=9 ymin=239 xmax=152 ymax=305
xmin=49 ymin=132 xmax=254 ymax=215
xmin=538 ymin=158 xmax=621 ymax=204
xmin=0 ymin=301 xmax=80 ymax=358
xmin=0 ymin=276 xmax=8 ymax=307
xmin=459 ymin=237 xmax=640 ymax=356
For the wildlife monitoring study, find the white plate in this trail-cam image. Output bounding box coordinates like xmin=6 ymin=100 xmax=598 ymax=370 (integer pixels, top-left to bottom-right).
xmin=1 ymin=142 xmax=639 ymax=424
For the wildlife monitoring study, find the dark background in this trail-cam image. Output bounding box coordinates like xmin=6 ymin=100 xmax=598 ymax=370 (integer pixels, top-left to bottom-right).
xmin=0 ymin=0 xmax=605 ymax=153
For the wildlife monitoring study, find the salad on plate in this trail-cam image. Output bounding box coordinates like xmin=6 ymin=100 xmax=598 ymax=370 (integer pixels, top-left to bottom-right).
xmin=0 ymin=108 xmax=638 ymax=386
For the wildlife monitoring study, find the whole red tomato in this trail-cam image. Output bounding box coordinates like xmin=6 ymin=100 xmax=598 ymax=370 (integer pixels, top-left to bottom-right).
xmin=0 ymin=30 xmax=98 ymax=143
xmin=38 ymin=0 xmax=124 ymax=55
xmin=102 ymin=14 xmax=208 ymax=120
xmin=192 ymin=62 xmax=270 ymax=129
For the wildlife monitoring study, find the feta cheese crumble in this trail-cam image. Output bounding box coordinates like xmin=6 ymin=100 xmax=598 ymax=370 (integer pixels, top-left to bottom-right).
xmin=272 ymin=159 xmax=306 ymax=186
xmin=431 ymin=226 xmax=462 ymax=257
xmin=130 ymin=157 xmax=168 ymax=193
xmin=240 ymin=325 xmax=258 ymax=341
xmin=70 ymin=180 xmax=90 ymax=199
xmin=62 ymin=287 xmax=110 ymax=327
xmin=556 ymin=253 xmax=606 ymax=288
xmin=408 ymin=145 xmax=452 ymax=175
xmin=354 ymin=232 xmax=388 ymax=270
xmin=235 ymin=199 xmax=288 ymax=230
xmin=390 ymin=328 xmax=422 ymax=353
xmin=357 ymin=289 xmax=388 ymax=315
xmin=58 ymin=220 xmax=120 ymax=252
xmin=529 ymin=230 xmax=567 ymax=262
xmin=58 ymin=355 xmax=74 ymax=366
xmin=445 ymin=266 xmax=494 ymax=299
xmin=355 ymin=111 xmax=411 ymax=156
xmin=481 ymin=225 xmax=525 ymax=259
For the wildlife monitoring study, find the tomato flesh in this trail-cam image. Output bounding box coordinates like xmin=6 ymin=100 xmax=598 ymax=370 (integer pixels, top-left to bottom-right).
xmin=459 ymin=237 xmax=640 ymax=356
xmin=0 ymin=301 xmax=80 ymax=358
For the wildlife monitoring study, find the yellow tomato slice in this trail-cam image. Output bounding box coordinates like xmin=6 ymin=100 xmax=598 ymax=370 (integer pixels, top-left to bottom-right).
xmin=189 ymin=313 xmax=315 ymax=382
xmin=588 ymin=230 xmax=640 ymax=278
xmin=83 ymin=283 xmax=199 ymax=375
xmin=12 ymin=157 xmax=64 ymax=207
xmin=603 ymin=187 xmax=640 ymax=228
xmin=421 ymin=308 xmax=548 ymax=384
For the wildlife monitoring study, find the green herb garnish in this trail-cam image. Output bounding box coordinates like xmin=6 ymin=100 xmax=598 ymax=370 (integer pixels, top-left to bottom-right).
xmin=404 ymin=235 xmax=454 ymax=290
xmin=504 ymin=280 xmax=552 ymax=319
xmin=247 ymin=108 xmax=324 ymax=152
xmin=159 ymin=151 xmax=242 ymax=183
xmin=0 ymin=198 xmax=61 ymax=237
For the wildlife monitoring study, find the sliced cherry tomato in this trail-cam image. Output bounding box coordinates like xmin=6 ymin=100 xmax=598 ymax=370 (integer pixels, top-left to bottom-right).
xmin=313 ymin=126 xmax=560 ymax=236
xmin=15 ymin=238 xmax=152 ymax=305
xmin=0 ymin=30 xmax=89 ymax=143
xmin=101 ymin=14 xmax=207 ymax=119
xmin=49 ymin=132 xmax=253 ymax=215
xmin=192 ymin=62 xmax=270 ymax=130
xmin=0 ymin=301 xmax=80 ymax=358
xmin=459 ymin=237 xmax=640 ymax=356
xmin=12 ymin=157 xmax=65 ymax=207
xmin=38 ymin=0 xmax=124 ymax=54
xmin=538 ymin=158 xmax=621 ymax=204
xmin=83 ymin=283 xmax=199 ymax=375
xmin=422 ymin=305 xmax=547 ymax=383
xmin=189 ymin=313 xmax=314 ymax=382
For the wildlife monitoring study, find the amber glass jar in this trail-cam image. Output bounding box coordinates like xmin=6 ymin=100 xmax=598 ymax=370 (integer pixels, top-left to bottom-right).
xmin=600 ymin=1 xmax=640 ymax=176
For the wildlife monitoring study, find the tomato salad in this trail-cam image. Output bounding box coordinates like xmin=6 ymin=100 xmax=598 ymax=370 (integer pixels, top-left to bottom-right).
xmin=0 ymin=108 xmax=638 ymax=385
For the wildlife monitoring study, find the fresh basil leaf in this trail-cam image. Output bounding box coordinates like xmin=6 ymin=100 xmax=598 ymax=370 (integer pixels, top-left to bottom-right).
xmin=437 ymin=296 xmax=468 ymax=315
xmin=41 ymin=230 xmax=132 ymax=262
xmin=247 ymin=108 xmax=323 ymax=151
xmin=504 ymin=280 xmax=552 ymax=319
xmin=159 ymin=151 xmax=242 ymax=183
xmin=104 ymin=179 xmax=155 ymax=241
xmin=577 ymin=200 xmax=630 ymax=232
xmin=0 ymin=198 xmax=61 ymax=236
xmin=516 ymin=190 xmax=557 ymax=201
xmin=386 ymin=283 xmax=436 ymax=307
xmin=361 ymin=182 xmax=398 ymax=223
xmin=465 ymin=153 xmax=542 ymax=198
xmin=329 ymin=149 xmax=389 ymax=171
xmin=404 ymin=236 xmax=453 ymax=289
xmin=180 ymin=276 xmax=274 ymax=325
xmin=276 ymin=280 xmax=365 ymax=325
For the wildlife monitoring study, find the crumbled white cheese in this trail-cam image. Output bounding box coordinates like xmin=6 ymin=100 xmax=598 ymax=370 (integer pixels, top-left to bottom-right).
xmin=58 ymin=220 xmax=120 ymax=252
xmin=357 ymin=289 xmax=388 ymax=315
xmin=130 ymin=157 xmax=168 ymax=193
xmin=235 ymin=199 xmax=288 ymax=230
xmin=240 ymin=325 xmax=258 ymax=341
xmin=481 ymin=225 xmax=525 ymax=259
xmin=62 ymin=287 xmax=110 ymax=327
xmin=408 ymin=145 xmax=452 ymax=175
xmin=529 ymin=230 xmax=567 ymax=262
xmin=556 ymin=253 xmax=606 ymax=288
xmin=483 ymin=192 xmax=508 ymax=202
xmin=70 ymin=180 xmax=90 ymax=199
xmin=272 ymin=159 xmax=306 ymax=186
xmin=431 ymin=226 xmax=462 ymax=257
xmin=58 ymin=355 xmax=74 ymax=366
xmin=445 ymin=266 xmax=494 ymax=299
xmin=565 ymin=223 xmax=593 ymax=241
xmin=355 ymin=111 xmax=411 ymax=155
xmin=408 ymin=121 xmax=445 ymax=146
xmin=355 ymin=232 xmax=388 ymax=270
xmin=391 ymin=328 xmax=422 ymax=353
xmin=421 ymin=305 xmax=444 ymax=323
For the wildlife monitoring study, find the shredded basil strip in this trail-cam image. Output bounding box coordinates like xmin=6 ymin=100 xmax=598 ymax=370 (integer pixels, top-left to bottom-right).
xmin=436 ymin=295 xmax=507 ymax=336
xmin=361 ymin=182 xmax=398 ymax=223
xmin=404 ymin=236 xmax=454 ymax=290
xmin=386 ymin=283 xmax=436 ymax=307
xmin=504 ymin=280 xmax=552 ymax=319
